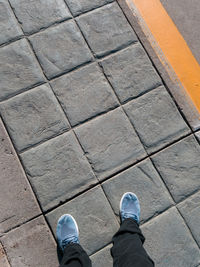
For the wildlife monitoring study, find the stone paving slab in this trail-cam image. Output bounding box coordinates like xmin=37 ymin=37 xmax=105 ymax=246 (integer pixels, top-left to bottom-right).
xmin=102 ymin=158 xmax=173 ymax=222
xmin=0 ymin=242 xmax=10 ymax=267
xmin=51 ymin=63 xmax=118 ymax=126
xmin=77 ymin=2 xmax=137 ymax=58
xmin=91 ymin=244 xmax=113 ymax=267
xmin=75 ymin=108 xmax=147 ymax=180
xmin=0 ymin=216 xmax=58 ymax=267
xmin=9 ymin=0 xmax=72 ymax=34
xmin=152 ymin=135 xmax=200 ymax=203
xmin=21 ymin=131 xmax=97 ymax=211
xmin=142 ymin=207 xmax=200 ymax=267
xmin=46 ymin=186 xmax=119 ymax=255
xmin=0 ymin=118 xmax=40 ymax=234
xmin=100 ymin=43 xmax=162 ymax=103
xmin=0 ymin=84 xmax=69 ymax=152
xmin=29 ymin=20 xmax=92 ymax=79
xmin=124 ymin=86 xmax=190 ymax=153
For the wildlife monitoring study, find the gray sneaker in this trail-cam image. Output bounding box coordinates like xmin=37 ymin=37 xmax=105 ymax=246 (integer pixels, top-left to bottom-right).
xmin=120 ymin=192 xmax=140 ymax=224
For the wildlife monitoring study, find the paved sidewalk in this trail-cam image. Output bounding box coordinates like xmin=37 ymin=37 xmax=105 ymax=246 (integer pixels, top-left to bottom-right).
xmin=0 ymin=0 xmax=200 ymax=266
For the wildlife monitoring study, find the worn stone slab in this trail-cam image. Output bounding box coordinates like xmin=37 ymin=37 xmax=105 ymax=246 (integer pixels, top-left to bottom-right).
xmin=100 ymin=44 xmax=162 ymax=103
xmin=177 ymin=191 xmax=200 ymax=247
xmin=1 ymin=216 xmax=58 ymax=267
xmin=142 ymin=207 xmax=200 ymax=267
xmin=65 ymin=0 xmax=113 ymax=16
xmin=77 ymin=3 xmax=137 ymax=58
xmin=75 ymin=108 xmax=146 ymax=180
xmin=9 ymin=0 xmax=71 ymax=34
xmin=0 ymin=0 xmax=22 ymax=45
xmin=195 ymin=131 xmax=200 ymax=142
xmin=29 ymin=20 xmax=92 ymax=79
xmin=46 ymin=186 xmax=119 ymax=255
xmin=0 ymin=84 xmax=69 ymax=152
xmin=0 ymin=118 xmax=40 ymax=234
xmin=91 ymin=244 xmax=113 ymax=267
xmin=152 ymin=135 xmax=200 ymax=203
xmin=51 ymin=63 xmax=118 ymax=126
xmin=0 ymin=242 xmax=10 ymax=267
xmin=0 ymin=39 xmax=44 ymax=101
xmin=124 ymin=86 xmax=190 ymax=153
xmin=21 ymin=131 xmax=97 ymax=211
xmin=103 ymin=159 xmax=173 ymax=222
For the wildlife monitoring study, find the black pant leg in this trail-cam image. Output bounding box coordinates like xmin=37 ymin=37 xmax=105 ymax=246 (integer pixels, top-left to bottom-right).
xmin=60 ymin=243 xmax=92 ymax=267
xmin=111 ymin=219 xmax=154 ymax=267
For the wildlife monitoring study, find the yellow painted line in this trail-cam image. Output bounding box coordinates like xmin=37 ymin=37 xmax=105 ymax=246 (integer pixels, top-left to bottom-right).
xmin=126 ymin=0 xmax=200 ymax=113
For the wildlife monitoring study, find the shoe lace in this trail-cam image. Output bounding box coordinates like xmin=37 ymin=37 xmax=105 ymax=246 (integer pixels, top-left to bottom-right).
xmin=62 ymin=236 xmax=79 ymax=249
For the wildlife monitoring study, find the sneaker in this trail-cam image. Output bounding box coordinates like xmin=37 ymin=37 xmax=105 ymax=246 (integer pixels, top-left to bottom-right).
xmin=120 ymin=192 xmax=140 ymax=224
xmin=56 ymin=214 xmax=79 ymax=251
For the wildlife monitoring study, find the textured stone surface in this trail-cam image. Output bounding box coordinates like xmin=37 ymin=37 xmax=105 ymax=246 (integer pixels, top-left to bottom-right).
xmin=29 ymin=21 xmax=92 ymax=79
xmin=103 ymin=159 xmax=173 ymax=222
xmin=124 ymin=86 xmax=190 ymax=153
xmin=47 ymin=186 xmax=119 ymax=255
xmin=178 ymin=192 xmax=200 ymax=247
xmin=0 ymin=118 xmax=40 ymax=234
xmin=0 ymin=39 xmax=44 ymax=101
xmin=75 ymin=108 xmax=146 ymax=180
xmin=195 ymin=131 xmax=200 ymax=142
xmin=91 ymin=244 xmax=113 ymax=267
xmin=100 ymin=44 xmax=162 ymax=103
xmin=51 ymin=63 xmax=118 ymax=126
xmin=21 ymin=131 xmax=97 ymax=211
xmin=77 ymin=3 xmax=137 ymax=58
xmin=152 ymin=135 xmax=200 ymax=202
xmin=0 ymin=242 xmax=10 ymax=267
xmin=0 ymin=0 xmax=22 ymax=45
xmin=66 ymin=0 xmax=113 ymax=16
xmin=142 ymin=207 xmax=200 ymax=267
xmin=1 ymin=216 xmax=58 ymax=267
xmin=9 ymin=0 xmax=71 ymax=34
xmin=0 ymin=84 xmax=69 ymax=152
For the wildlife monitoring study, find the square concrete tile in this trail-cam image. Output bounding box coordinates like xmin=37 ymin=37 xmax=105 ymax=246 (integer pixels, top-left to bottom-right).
xmin=0 ymin=118 xmax=40 ymax=234
xmin=0 ymin=241 xmax=10 ymax=267
xmin=0 ymin=39 xmax=44 ymax=101
xmin=178 ymin=191 xmax=200 ymax=247
xmin=0 ymin=0 xmax=23 ymax=45
xmin=100 ymin=44 xmax=162 ymax=103
xmin=91 ymin=244 xmax=113 ymax=267
xmin=21 ymin=131 xmax=97 ymax=211
xmin=124 ymin=86 xmax=190 ymax=153
xmin=46 ymin=186 xmax=119 ymax=255
xmin=0 ymin=84 xmax=69 ymax=152
xmin=29 ymin=20 xmax=92 ymax=79
xmin=142 ymin=207 xmax=200 ymax=267
xmin=75 ymin=108 xmax=147 ymax=180
xmin=66 ymin=0 xmax=114 ymax=16
xmin=9 ymin=0 xmax=71 ymax=34
xmin=77 ymin=3 xmax=137 ymax=58
xmin=152 ymin=135 xmax=200 ymax=203
xmin=51 ymin=63 xmax=118 ymax=126
xmin=1 ymin=216 xmax=58 ymax=267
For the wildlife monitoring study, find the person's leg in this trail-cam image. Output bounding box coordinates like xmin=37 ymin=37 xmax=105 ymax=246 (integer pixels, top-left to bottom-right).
xmin=56 ymin=214 xmax=92 ymax=267
xmin=111 ymin=192 xmax=154 ymax=267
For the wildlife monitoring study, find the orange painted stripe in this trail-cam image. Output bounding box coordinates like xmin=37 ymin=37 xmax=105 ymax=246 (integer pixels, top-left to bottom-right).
xmin=126 ymin=0 xmax=200 ymax=113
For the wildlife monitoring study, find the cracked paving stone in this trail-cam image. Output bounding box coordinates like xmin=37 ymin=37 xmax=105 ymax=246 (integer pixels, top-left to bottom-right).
xmin=0 ymin=84 xmax=69 ymax=152
xmin=0 ymin=39 xmax=45 ymax=101
xmin=0 ymin=216 xmax=58 ymax=267
xmin=152 ymin=135 xmax=200 ymax=203
xmin=91 ymin=244 xmax=113 ymax=267
xmin=103 ymin=159 xmax=173 ymax=222
xmin=20 ymin=131 xmax=97 ymax=211
xmin=46 ymin=186 xmax=119 ymax=255
xmin=142 ymin=207 xmax=200 ymax=267
xmin=100 ymin=44 xmax=162 ymax=103
xmin=177 ymin=191 xmax=200 ymax=247
xmin=124 ymin=86 xmax=190 ymax=153
xmin=9 ymin=0 xmax=71 ymax=34
xmin=77 ymin=2 xmax=137 ymax=58
xmin=75 ymin=108 xmax=147 ymax=180
xmin=65 ymin=0 xmax=114 ymax=16
xmin=51 ymin=63 xmax=118 ymax=126
xmin=0 ymin=0 xmax=23 ymax=45
xmin=29 ymin=20 xmax=92 ymax=79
